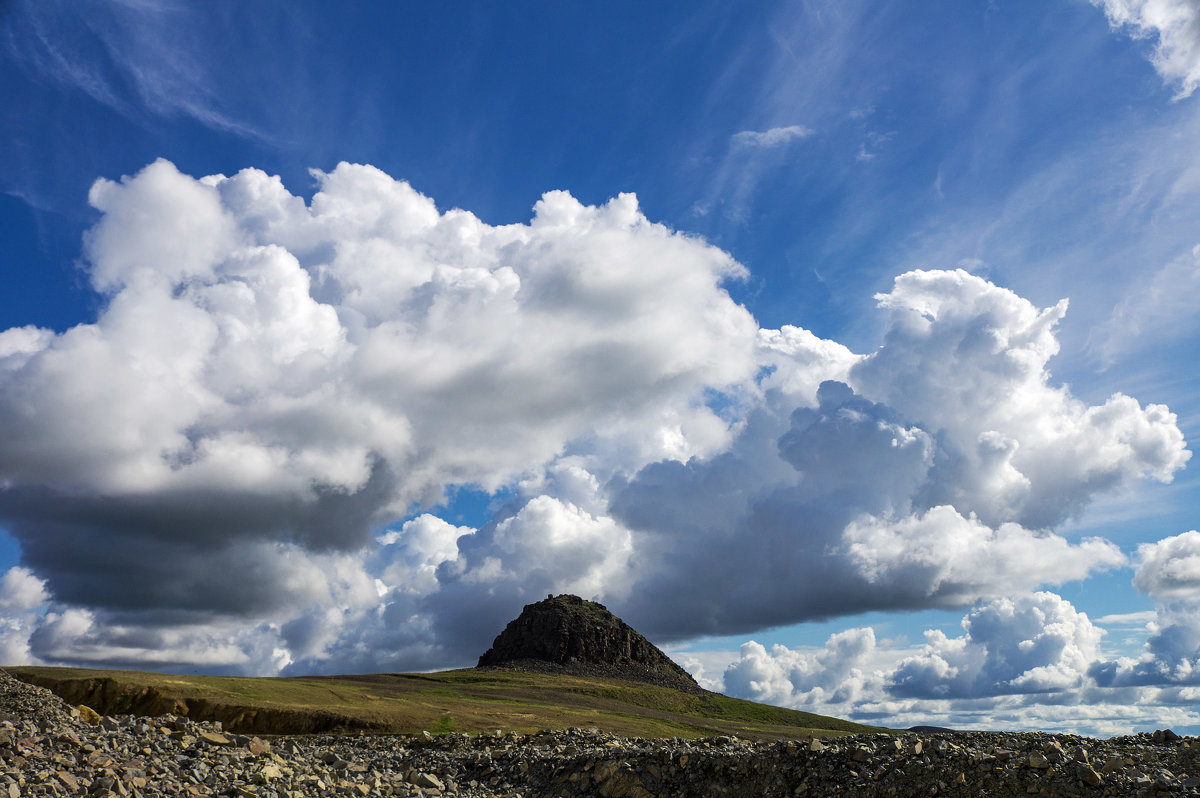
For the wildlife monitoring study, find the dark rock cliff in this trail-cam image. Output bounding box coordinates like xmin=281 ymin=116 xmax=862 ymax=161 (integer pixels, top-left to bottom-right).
xmin=477 ymin=594 xmax=703 ymax=693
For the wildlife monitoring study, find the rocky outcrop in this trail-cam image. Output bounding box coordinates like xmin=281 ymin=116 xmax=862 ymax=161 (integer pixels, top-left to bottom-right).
xmin=477 ymin=594 xmax=702 ymax=693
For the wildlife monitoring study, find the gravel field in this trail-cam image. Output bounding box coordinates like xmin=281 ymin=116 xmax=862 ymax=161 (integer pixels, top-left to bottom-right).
xmin=3 ymin=669 xmax=1198 ymax=797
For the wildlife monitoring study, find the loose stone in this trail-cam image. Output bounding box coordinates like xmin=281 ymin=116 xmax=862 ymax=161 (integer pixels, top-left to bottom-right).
xmin=1 ymin=669 xmax=1198 ymax=797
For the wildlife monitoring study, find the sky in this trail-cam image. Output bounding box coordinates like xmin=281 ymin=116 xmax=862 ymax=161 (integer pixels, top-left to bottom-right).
xmin=1 ymin=0 xmax=1199 ymax=738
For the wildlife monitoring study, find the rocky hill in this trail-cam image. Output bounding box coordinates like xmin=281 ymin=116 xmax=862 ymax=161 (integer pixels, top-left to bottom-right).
xmin=477 ymin=594 xmax=703 ymax=693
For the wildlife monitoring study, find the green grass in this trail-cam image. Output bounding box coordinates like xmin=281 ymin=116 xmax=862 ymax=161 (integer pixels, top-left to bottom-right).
xmin=6 ymin=665 xmax=888 ymax=741
xmin=429 ymin=713 xmax=456 ymax=733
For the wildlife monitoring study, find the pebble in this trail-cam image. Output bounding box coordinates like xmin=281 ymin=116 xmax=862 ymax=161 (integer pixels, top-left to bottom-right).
xmin=2 ymin=670 xmax=1198 ymax=796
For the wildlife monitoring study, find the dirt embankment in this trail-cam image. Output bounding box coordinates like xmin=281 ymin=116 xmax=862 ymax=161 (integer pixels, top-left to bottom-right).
xmin=10 ymin=672 xmax=383 ymax=736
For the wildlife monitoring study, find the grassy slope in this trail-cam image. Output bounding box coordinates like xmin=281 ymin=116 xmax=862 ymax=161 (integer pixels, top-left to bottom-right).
xmin=7 ymin=666 xmax=885 ymax=741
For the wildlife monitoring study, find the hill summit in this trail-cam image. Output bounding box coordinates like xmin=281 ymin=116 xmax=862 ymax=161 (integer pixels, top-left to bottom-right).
xmin=477 ymin=594 xmax=703 ymax=693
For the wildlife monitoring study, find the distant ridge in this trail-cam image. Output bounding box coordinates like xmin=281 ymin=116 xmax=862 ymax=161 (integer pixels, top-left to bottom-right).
xmin=478 ymin=594 xmax=704 ymax=693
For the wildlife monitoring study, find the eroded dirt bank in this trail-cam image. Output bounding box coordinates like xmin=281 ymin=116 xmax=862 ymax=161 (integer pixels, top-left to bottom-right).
xmin=11 ymin=671 xmax=383 ymax=735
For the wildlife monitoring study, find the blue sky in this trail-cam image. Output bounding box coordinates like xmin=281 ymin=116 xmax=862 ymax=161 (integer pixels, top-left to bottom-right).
xmin=2 ymin=0 xmax=1200 ymax=736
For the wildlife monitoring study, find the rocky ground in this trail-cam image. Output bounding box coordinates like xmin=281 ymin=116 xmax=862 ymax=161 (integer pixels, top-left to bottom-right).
xmin=3 ymin=670 xmax=1199 ymax=797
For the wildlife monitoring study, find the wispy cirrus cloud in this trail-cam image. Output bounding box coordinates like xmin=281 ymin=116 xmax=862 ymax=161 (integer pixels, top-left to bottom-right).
xmin=1090 ymin=244 xmax=1200 ymax=368
xmin=2 ymin=0 xmax=265 ymax=138
xmin=730 ymin=124 xmax=814 ymax=149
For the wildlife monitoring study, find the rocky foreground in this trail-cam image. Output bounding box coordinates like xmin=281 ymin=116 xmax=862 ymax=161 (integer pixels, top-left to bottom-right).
xmin=3 ymin=671 xmax=1199 ymax=797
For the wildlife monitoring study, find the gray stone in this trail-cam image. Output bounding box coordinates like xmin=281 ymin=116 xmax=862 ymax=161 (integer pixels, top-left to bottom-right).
xmin=0 ymin=669 xmax=1198 ymax=798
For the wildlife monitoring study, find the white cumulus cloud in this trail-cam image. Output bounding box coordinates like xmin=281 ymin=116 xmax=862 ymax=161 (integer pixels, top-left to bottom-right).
xmin=1092 ymin=531 xmax=1200 ymax=686
xmin=1134 ymin=529 xmax=1200 ymax=599
xmin=708 ymin=592 xmax=1200 ymax=736
xmin=888 ymin=593 xmax=1104 ymax=698
xmin=843 ymin=508 xmax=1126 ymax=605
xmin=0 ymin=566 xmax=48 ymax=612
xmin=853 ymin=269 xmax=1189 ymax=530
xmin=0 ymin=566 xmax=49 ymax=666
xmin=723 ymin=628 xmax=881 ymax=709
xmin=1092 ymin=0 xmax=1200 ymax=98
xmin=0 ymin=158 xmax=757 ymax=641
xmin=610 ymin=269 xmax=1185 ymax=641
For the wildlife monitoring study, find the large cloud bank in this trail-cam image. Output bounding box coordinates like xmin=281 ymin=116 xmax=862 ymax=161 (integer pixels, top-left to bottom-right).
xmin=608 ymin=268 xmax=1183 ymax=638
xmin=713 ymin=586 xmax=1200 ymax=735
xmin=720 ymin=592 xmax=1103 ymax=710
xmin=0 ymin=161 xmax=1190 ymax=694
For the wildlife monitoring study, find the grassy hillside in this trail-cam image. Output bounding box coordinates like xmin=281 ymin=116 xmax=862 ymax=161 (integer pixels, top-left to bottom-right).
xmin=7 ymin=666 xmax=885 ymax=741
